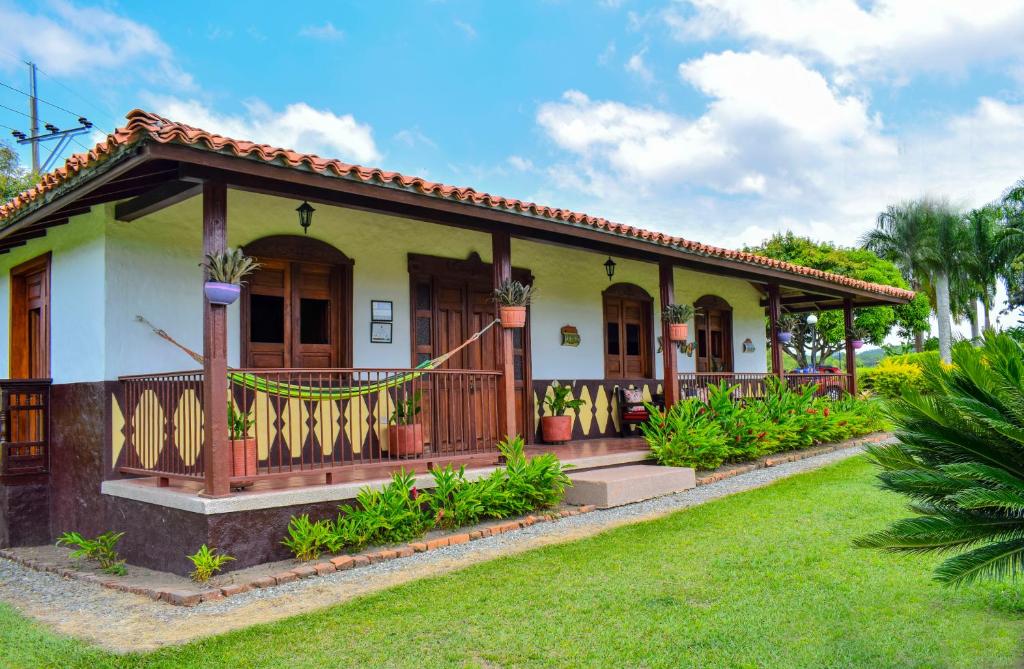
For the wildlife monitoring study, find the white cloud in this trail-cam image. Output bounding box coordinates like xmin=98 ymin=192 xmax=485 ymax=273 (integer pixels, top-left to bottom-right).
xmin=0 ymin=0 xmax=193 ymax=89
xmin=625 ymin=47 xmax=654 ymax=83
xmin=507 ymin=155 xmax=534 ymax=171
xmin=666 ymin=0 xmax=1024 ymax=79
xmin=535 ymin=51 xmax=1024 ymax=250
xmin=394 ymin=127 xmax=436 ymax=149
xmin=454 ymin=20 xmax=477 ymax=39
xmin=299 ymin=22 xmax=344 ymax=41
xmin=144 ymin=96 xmax=382 ymax=164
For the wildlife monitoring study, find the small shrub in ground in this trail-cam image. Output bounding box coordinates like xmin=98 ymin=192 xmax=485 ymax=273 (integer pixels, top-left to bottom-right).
xmin=641 ymin=399 xmax=729 ymax=470
xmin=187 ymin=544 xmax=234 ymax=583
xmin=281 ymin=515 xmax=333 ymax=562
xmin=860 ymin=358 xmax=928 ymax=398
xmin=341 ymin=470 xmax=434 ymax=548
xmin=425 ymin=464 xmax=489 ymax=529
xmin=56 ymin=530 xmax=127 ymax=575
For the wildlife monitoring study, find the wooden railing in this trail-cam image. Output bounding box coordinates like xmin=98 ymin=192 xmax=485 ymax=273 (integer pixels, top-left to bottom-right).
xmin=0 ymin=379 xmax=51 ymax=476
xmin=117 ymin=367 xmax=503 ymax=483
xmin=677 ymin=372 xmax=852 ymax=402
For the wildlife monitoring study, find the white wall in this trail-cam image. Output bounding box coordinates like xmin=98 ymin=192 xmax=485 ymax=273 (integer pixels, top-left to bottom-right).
xmin=0 ymin=207 xmax=106 ymax=383
xmin=5 ymin=190 xmax=767 ymax=382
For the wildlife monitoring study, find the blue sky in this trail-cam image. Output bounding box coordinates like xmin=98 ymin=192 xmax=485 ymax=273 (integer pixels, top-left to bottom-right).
xmin=1 ymin=0 xmax=1023 ymax=326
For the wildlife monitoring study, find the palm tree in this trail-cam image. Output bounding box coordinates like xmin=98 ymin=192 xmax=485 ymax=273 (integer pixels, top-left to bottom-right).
xmin=919 ymin=200 xmax=966 ymax=363
xmin=862 ymin=202 xmax=932 ymax=351
xmin=962 ymin=205 xmax=1003 ymax=334
xmin=856 ymin=333 xmax=1024 ymax=585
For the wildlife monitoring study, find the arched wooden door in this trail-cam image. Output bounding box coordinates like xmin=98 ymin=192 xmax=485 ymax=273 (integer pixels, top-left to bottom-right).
xmin=603 ymin=283 xmax=654 ymax=379
xmin=694 ymin=295 xmax=733 ymax=372
xmin=241 ymin=236 xmax=353 ymax=368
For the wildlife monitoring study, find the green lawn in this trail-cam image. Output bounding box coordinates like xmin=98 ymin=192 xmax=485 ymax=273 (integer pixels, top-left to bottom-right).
xmin=3 ymin=456 xmax=1023 ymax=668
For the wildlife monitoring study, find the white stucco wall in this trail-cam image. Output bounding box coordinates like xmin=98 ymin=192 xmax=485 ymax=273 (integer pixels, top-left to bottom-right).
xmin=0 ymin=207 xmax=106 ymax=383
xmin=4 ymin=189 xmax=767 ymax=382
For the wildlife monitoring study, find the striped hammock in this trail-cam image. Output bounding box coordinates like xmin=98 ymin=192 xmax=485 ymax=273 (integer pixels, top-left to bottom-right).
xmin=136 ymin=315 xmax=500 ymax=400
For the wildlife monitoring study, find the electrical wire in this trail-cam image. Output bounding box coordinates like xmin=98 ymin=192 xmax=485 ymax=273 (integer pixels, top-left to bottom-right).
xmin=0 ymin=80 xmax=84 ymax=120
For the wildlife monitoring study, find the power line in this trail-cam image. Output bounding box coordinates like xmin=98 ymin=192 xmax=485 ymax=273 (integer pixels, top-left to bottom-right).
xmin=0 ymin=79 xmax=86 ymax=121
xmin=34 ymin=65 xmax=117 ymax=126
xmin=0 ymin=101 xmax=36 ymax=120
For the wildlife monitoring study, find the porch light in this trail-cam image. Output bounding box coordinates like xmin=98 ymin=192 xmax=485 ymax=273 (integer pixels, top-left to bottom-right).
xmin=296 ymin=200 xmax=315 ymax=234
xmin=604 ymin=256 xmax=616 ymax=281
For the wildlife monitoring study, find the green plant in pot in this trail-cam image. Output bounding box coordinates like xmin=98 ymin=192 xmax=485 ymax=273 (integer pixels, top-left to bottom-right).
xmin=492 ymin=279 xmax=534 ymax=328
xmin=200 ymin=247 xmax=260 ymax=306
xmin=541 ymin=381 xmax=584 ymax=443
xmin=228 ymin=402 xmax=258 ymax=486
xmin=388 ymin=389 xmax=424 ymax=457
xmin=662 ymin=303 xmax=696 ymax=342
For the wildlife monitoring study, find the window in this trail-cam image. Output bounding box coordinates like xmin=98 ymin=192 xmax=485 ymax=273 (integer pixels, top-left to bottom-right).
xmin=10 ymin=254 xmax=50 ymax=379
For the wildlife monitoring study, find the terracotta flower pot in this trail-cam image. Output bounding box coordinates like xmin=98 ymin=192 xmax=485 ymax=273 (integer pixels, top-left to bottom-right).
xmin=230 ymin=437 xmax=258 ymax=477
xmin=668 ymin=322 xmax=688 ymax=342
xmin=851 ymin=339 xmax=864 ymax=350
xmin=541 ymin=415 xmax=573 ymax=443
xmin=499 ymin=305 xmax=527 ymax=328
xmin=388 ymin=423 xmax=424 ymax=457
xmin=205 ymin=281 xmax=240 ymax=306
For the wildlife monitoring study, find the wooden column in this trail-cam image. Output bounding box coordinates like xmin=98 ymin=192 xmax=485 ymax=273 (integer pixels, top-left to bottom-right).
xmin=659 ymin=260 xmax=679 ymax=408
xmin=767 ymin=284 xmax=784 ymax=378
xmin=843 ymin=297 xmax=857 ymax=395
xmin=492 ymin=230 xmax=517 ymax=440
xmin=201 ymin=181 xmax=231 ymax=497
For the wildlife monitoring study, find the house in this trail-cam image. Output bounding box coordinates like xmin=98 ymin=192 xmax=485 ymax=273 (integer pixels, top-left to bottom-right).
xmin=0 ymin=110 xmax=912 ymax=572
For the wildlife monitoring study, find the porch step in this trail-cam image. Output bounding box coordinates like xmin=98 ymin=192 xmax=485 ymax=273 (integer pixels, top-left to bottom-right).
xmin=564 ymin=464 xmax=696 ymax=509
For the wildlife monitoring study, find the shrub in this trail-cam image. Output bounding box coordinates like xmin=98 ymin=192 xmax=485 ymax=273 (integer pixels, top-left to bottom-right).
xmin=56 ymin=530 xmax=127 ymax=575
xmin=860 ymin=358 xmax=928 ymax=399
xmin=281 ymin=515 xmax=333 ymax=562
xmin=187 ymin=544 xmax=234 ymax=582
xmin=341 ymin=470 xmax=434 ymax=547
xmin=496 ymin=435 xmax=573 ymax=513
xmin=424 ymin=464 xmax=488 ymax=530
xmin=641 ymin=399 xmax=729 ymax=470
xmin=856 ymin=334 xmax=1024 ymax=585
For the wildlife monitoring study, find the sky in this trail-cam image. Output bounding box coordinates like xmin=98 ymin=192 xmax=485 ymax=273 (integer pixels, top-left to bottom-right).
xmin=1 ymin=0 xmax=1023 ymax=332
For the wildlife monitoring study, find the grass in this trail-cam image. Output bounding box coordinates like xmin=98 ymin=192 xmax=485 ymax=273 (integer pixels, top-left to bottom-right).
xmin=3 ymin=456 xmax=1024 ymax=668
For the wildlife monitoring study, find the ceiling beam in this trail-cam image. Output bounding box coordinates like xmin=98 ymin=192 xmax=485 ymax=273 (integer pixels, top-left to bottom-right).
xmin=114 ymin=180 xmax=202 ymax=222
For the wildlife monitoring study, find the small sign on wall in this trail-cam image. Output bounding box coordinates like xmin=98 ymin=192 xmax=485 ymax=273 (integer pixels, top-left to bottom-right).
xmin=560 ymin=325 xmax=580 ymax=347
xmin=370 ymin=321 xmax=393 ymax=344
xmin=742 ymin=338 xmax=755 ymax=353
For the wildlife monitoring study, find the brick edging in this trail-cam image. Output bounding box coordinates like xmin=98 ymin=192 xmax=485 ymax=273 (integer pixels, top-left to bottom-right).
xmin=694 ymin=431 xmax=890 ymax=486
xmin=0 ymin=505 xmax=598 ymax=607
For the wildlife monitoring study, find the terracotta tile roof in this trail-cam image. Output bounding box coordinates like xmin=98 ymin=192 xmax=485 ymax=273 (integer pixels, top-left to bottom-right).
xmin=0 ymin=109 xmax=914 ymax=301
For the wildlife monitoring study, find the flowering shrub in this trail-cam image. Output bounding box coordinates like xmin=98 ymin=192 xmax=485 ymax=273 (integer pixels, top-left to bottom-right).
xmin=642 ymin=379 xmax=886 ymax=470
xmin=860 ymin=358 xmax=927 ymax=399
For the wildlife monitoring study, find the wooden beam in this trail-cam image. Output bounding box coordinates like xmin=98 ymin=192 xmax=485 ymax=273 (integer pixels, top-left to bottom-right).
xmin=844 ymin=297 xmax=857 ymax=395
xmin=201 ymin=180 xmax=231 ymax=498
xmin=767 ymin=284 xmax=784 ymax=378
xmin=115 ymin=180 xmax=203 ymax=221
xmin=491 ymin=230 xmax=517 ymax=440
xmin=659 ymin=261 xmax=679 ymax=407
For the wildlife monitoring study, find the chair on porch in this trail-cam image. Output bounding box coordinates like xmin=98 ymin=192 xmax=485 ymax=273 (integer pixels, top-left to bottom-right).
xmin=617 ymin=385 xmax=664 ymax=437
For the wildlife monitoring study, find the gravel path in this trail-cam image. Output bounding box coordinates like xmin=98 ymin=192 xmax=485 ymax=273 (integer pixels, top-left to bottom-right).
xmin=0 ymin=441 xmax=883 ymax=652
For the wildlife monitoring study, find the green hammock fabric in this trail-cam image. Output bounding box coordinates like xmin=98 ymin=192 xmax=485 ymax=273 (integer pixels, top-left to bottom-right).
xmin=227 ymin=358 xmax=437 ymax=401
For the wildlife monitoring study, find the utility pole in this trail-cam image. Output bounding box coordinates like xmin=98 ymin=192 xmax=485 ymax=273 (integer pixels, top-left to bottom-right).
xmin=27 ymin=62 xmax=39 ymax=173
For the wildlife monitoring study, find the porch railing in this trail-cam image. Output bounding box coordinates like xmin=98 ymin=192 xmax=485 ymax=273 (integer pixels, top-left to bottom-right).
xmin=0 ymin=379 xmax=51 ymax=476
xmin=677 ymin=372 xmax=851 ymax=402
xmin=117 ymin=367 xmax=502 ymax=483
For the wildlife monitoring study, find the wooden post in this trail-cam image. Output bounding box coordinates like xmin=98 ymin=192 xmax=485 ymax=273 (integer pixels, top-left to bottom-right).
xmin=201 ymin=181 xmax=231 ymax=497
xmin=659 ymin=261 xmax=679 ymax=408
xmin=767 ymin=284 xmax=784 ymax=378
xmin=843 ymin=297 xmax=857 ymax=395
xmin=492 ymin=230 xmax=517 ymax=440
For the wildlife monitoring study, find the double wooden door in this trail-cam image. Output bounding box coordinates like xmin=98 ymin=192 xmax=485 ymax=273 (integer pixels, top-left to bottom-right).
xmin=10 ymin=254 xmax=50 ymax=379
xmin=603 ymin=286 xmax=653 ymax=379
xmin=695 ymin=300 xmax=733 ymax=372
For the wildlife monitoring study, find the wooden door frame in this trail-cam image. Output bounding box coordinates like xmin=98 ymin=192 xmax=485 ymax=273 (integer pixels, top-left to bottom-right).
xmin=694 ymin=294 xmax=734 ymax=372
xmin=240 ymin=235 xmax=354 ymax=367
xmin=407 ymin=252 xmax=533 ymax=439
xmin=602 ymin=282 xmax=654 ymax=379
xmin=9 ymin=252 xmax=51 ymax=379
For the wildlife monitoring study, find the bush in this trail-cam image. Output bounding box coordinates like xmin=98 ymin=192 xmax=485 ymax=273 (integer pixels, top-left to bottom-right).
xmin=186 ymin=544 xmax=234 ymax=582
xmin=281 ymin=515 xmax=333 ymax=562
xmin=641 ymin=399 xmax=730 ymax=470
xmin=56 ymin=530 xmax=127 ymax=575
xmin=860 ymin=358 xmax=927 ymax=399
xmin=856 ymin=334 xmax=1024 ymax=585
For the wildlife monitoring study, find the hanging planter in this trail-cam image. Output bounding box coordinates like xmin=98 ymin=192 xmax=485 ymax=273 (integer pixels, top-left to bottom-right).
xmin=778 ymin=331 xmax=793 ymax=344
xmin=200 ymin=248 xmax=260 ymax=307
xmin=204 ymin=281 xmax=241 ymax=306
xmin=662 ymin=303 xmax=696 ymax=342
xmin=493 ymin=279 xmax=534 ymax=329
xmin=851 ymin=339 xmax=864 ymax=350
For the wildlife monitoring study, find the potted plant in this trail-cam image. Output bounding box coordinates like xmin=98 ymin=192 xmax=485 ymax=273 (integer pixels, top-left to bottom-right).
xmin=662 ymin=303 xmax=696 ymax=342
xmin=388 ymin=390 xmax=424 ymax=457
xmin=777 ymin=329 xmax=793 ymax=344
xmin=492 ymin=279 xmax=533 ymax=328
xmin=848 ymin=326 xmax=868 ymax=350
xmin=227 ymin=402 xmax=257 ymax=482
xmin=200 ymin=248 xmax=260 ymax=306
xmin=541 ymin=381 xmax=584 ymax=444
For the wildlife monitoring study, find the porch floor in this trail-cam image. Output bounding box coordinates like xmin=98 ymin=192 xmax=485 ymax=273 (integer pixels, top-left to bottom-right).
xmin=102 ymin=437 xmax=651 ymax=514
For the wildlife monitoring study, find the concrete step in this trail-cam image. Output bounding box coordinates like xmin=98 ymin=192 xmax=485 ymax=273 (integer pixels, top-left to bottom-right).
xmin=564 ymin=464 xmax=696 ymax=509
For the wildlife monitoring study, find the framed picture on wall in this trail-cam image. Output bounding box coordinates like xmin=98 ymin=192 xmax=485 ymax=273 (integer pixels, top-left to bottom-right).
xmin=371 ymin=300 xmax=393 ymax=322
xmin=370 ymin=321 xmax=393 ymax=344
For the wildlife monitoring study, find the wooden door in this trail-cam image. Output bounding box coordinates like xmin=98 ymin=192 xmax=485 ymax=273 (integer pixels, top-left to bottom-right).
xmin=10 ymin=254 xmax=50 ymax=379
xmin=695 ymin=296 xmax=733 ymax=372
xmin=603 ymin=286 xmax=653 ymax=379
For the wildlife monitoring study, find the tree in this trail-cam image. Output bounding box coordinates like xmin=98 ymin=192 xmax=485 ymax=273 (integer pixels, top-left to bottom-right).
xmin=1 ymin=143 xmax=36 ymax=203
xmin=744 ymin=233 xmax=930 ymax=368
xmin=856 ymin=334 xmax=1024 ymax=585
xmin=962 ymin=205 xmax=1004 ymax=333
xmin=1000 ymin=180 xmax=1024 ymax=313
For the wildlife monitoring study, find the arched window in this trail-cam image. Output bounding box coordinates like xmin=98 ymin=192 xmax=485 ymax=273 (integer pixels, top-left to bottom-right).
xmin=603 ymin=283 xmax=653 ymax=379
xmin=241 ymin=235 xmax=353 ymax=368
xmin=694 ymin=295 xmax=733 ymax=372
